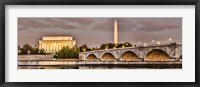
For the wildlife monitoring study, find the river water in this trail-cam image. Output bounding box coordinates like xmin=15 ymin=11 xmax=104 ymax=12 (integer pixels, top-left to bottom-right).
xmin=18 ymin=64 xmax=182 ymax=69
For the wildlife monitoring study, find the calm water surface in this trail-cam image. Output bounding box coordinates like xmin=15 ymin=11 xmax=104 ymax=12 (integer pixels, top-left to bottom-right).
xmin=18 ymin=64 xmax=182 ymax=69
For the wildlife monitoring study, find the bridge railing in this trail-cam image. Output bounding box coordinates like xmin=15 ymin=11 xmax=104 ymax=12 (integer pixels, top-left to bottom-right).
xmin=138 ymin=42 xmax=181 ymax=47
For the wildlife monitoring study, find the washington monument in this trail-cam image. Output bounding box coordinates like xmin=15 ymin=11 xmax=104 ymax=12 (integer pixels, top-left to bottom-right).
xmin=114 ymin=19 xmax=118 ymax=44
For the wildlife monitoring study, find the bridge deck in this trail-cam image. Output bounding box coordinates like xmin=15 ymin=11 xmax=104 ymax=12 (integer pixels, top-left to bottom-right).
xmin=80 ymin=43 xmax=182 ymax=53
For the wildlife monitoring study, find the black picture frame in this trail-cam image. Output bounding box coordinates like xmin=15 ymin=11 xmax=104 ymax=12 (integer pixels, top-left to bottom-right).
xmin=0 ymin=0 xmax=199 ymax=87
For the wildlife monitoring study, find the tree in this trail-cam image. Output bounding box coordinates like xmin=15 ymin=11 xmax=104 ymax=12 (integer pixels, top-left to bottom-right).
xmin=55 ymin=46 xmax=79 ymax=59
xmin=107 ymin=43 xmax=115 ymax=49
xmin=22 ymin=44 xmax=33 ymax=54
xmin=116 ymin=43 xmax=124 ymax=48
xmin=73 ymin=46 xmax=80 ymax=58
xmin=34 ymin=48 xmax=40 ymax=54
xmin=100 ymin=43 xmax=107 ymax=49
xmin=100 ymin=43 xmax=116 ymax=49
xmin=124 ymin=42 xmax=133 ymax=47
xmin=39 ymin=48 xmax=46 ymax=54
xmin=20 ymin=49 xmax=27 ymax=55
xmin=18 ymin=45 xmax=21 ymax=49
xmin=18 ymin=45 xmax=22 ymax=55
xmin=18 ymin=44 xmax=47 ymax=55
xmin=79 ymin=44 xmax=89 ymax=52
xmin=100 ymin=42 xmax=133 ymax=49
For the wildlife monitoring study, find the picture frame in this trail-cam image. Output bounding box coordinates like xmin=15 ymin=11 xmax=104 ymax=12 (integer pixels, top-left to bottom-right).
xmin=0 ymin=0 xmax=199 ymax=87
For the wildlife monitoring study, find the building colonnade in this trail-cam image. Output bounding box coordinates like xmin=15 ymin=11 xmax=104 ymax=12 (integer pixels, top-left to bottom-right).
xmin=39 ymin=36 xmax=76 ymax=53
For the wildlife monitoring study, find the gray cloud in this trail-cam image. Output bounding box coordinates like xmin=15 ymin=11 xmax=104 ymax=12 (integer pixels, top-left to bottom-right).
xmin=18 ymin=17 xmax=182 ymax=47
xmin=134 ymin=20 xmax=181 ymax=32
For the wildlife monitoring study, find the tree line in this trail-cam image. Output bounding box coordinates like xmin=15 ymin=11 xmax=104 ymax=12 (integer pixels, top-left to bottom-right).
xmin=79 ymin=42 xmax=135 ymax=52
xmin=19 ymin=42 xmax=135 ymax=59
xmin=18 ymin=44 xmax=46 ymax=55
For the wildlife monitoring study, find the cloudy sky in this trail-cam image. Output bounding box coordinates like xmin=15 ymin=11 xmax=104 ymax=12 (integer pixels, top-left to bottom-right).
xmin=18 ymin=18 xmax=182 ymax=47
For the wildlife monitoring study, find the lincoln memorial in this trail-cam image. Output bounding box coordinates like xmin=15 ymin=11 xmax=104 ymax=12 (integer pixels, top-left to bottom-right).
xmin=39 ymin=36 xmax=76 ymax=53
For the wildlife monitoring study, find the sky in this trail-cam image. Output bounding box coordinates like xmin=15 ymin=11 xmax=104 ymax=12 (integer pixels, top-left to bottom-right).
xmin=18 ymin=18 xmax=182 ymax=48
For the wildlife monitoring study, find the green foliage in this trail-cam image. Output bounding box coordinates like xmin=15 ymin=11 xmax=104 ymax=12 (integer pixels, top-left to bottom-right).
xmin=35 ymin=48 xmax=40 ymax=54
xmin=55 ymin=46 xmax=79 ymax=59
xmin=18 ymin=44 xmax=32 ymax=55
xmin=100 ymin=43 xmax=115 ymax=49
xmin=18 ymin=48 xmax=27 ymax=55
xmin=87 ymin=47 xmax=96 ymax=51
xmin=18 ymin=44 xmax=46 ymax=55
xmin=99 ymin=42 xmax=133 ymax=49
xmin=79 ymin=44 xmax=89 ymax=52
xmin=18 ymin=45 xmax=21 ymax=49
xmin=39 ymin=49 xmax=46 ymax=54
xmin=23 ymin=44 xmax=34 ymax=53
xmin=124 ymin=42 xmax=133 ymax=47
xmin=116 ymin=43 xmax=123 ymax=48
xmin=73 ymin=46 xmax=80 ymax=58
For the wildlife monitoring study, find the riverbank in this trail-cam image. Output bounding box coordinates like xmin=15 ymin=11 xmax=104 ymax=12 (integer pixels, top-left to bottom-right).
xmin=18 ymin=55 xmax=182 ymax=69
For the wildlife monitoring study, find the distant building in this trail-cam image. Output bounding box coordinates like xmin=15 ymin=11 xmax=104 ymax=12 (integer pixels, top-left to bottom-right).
xmin=39 ymin=36 xmax=76 ymax=53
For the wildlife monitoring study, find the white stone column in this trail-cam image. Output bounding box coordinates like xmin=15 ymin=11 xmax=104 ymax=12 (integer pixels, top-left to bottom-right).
xmin=114 ymin=19 xmax=118 ymax=44
xmin=46 ymin=42 xmax=49 ymax=52
xmin=50 ymin=43 xmax=52 ymax=52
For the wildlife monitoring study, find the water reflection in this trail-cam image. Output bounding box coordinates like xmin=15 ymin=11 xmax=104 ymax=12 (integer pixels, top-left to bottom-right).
xmin=18 ymin=64 xmax=182 ymax=69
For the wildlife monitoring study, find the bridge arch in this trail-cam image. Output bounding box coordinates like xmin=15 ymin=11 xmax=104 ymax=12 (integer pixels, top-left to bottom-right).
xmin=119 ymin=51 xmax=141 ymax=61
xmin=86 ymin=54 xmax=98 ymax=61
xmin=101 ymin=53 xmax=117 ymax=61
xmin=144 ymin=49 xmax=170 ymax=61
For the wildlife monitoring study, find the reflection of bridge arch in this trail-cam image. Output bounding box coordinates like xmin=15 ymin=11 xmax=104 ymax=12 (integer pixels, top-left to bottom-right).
xmin=86 ymin=54 xmax=98 ymax=61
xmin=101 ymin=53 xmax=117 ymax=61
xmin=144 ymin=49 xmax=170 ymax=61
xmin=119 ymin=51 xmax=141 ymax=61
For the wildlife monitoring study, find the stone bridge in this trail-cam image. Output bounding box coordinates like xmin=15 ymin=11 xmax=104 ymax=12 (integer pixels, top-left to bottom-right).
xmin=79 ymin=43 xmax=182 ymax=62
